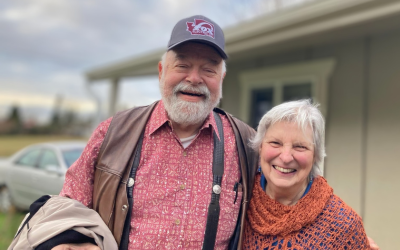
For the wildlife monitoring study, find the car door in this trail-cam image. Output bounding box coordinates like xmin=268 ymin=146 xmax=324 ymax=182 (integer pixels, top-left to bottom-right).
xmin=8 ymin=148 xmax=43 ymax=209
xmin=34 ymin=148 xmax=65 ymax=197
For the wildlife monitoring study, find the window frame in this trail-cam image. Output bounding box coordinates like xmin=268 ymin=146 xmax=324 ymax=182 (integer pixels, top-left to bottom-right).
xmin=239 ymin=58 xmax=336 ymax=123
xmin=239 ymin=58 xmax=336 ymax=175
xmin=37 ymin=148 xmax=61 ymax=170
xmin=14 ymin=148 xmax=43 ymax=168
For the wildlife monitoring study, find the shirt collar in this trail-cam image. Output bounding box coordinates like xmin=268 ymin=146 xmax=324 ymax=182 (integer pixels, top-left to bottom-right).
xmin=148 ymin=100 xmax=221 ymax=139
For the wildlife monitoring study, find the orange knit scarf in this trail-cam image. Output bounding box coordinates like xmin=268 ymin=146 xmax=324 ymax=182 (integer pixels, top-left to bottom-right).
xmin=247 ymin=174 xmax=333 ymax=236
xmin=243 ymin=174 xmax=370 ymax=249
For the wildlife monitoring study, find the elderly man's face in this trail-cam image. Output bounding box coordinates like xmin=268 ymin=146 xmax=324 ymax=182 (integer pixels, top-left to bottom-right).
xmin=158 ymin=42 xmax=225 ymax=125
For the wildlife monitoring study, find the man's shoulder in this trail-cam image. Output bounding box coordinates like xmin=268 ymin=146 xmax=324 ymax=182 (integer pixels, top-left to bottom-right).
xmin=214 ymin=107 xmax=256 ymax=136
xmin=112 ymin=101 xmax=159 ymax=121
xmin=105 ymin=101 xmax=159 ymax=131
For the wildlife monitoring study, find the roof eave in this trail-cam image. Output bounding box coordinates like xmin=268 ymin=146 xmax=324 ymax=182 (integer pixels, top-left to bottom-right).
xmin=85 ymin=0 xmax=400 ymax=81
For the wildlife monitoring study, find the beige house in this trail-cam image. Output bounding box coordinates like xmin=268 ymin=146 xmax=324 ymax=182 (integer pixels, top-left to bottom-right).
xmin=86 ymin=0 xmax=400 ymax=248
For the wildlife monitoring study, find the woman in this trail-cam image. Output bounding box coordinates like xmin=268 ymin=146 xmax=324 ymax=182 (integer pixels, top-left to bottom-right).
xmin=243 ymin=99 xmax=369 ymax=249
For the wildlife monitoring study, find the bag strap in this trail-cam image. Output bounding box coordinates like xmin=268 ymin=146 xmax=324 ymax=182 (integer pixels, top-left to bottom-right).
xmin=202 ymin=111 xmax=225 ymax=250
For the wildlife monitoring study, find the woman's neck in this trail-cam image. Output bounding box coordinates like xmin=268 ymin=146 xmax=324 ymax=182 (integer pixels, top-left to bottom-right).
xmin=265 ymin=182 xmax=308 ymax=206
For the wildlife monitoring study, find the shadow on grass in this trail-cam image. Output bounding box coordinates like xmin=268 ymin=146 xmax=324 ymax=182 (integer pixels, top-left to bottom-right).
xmin=0 ymin=210 xmax=26 ymax=249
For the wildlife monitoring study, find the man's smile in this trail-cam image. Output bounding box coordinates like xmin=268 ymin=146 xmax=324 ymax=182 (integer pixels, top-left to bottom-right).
xmin=180 ymin=90 xmax=203 ymax=97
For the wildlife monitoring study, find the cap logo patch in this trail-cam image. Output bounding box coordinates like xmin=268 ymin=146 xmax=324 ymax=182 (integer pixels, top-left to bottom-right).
xmin=186 ymin=19 xmax=215 ymax=38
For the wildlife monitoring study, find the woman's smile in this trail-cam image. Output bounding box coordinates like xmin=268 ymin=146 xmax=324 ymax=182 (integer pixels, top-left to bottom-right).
xmin=272 ymin=165 xmax=296 ymax=174
xmin=260 ymin=121 xmax=315 ymax=197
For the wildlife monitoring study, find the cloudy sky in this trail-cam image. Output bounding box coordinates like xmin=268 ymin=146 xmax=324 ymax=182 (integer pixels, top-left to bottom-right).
xmin=0 ymin=0 xmax=310 ymax=124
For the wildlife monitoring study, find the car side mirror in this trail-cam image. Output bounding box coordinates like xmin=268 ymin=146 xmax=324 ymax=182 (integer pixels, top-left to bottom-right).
xmin=45 ymin=165 xmax=64 ymax=176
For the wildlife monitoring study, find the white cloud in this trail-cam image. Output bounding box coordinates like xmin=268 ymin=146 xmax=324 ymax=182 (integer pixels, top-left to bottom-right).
xmin=0 ymin=92 xmax=96 ymax=112
xmin=8 ymin=62 xmax=30 ymax=74
xmin=0 ymin=0 xmax=313 ymax=122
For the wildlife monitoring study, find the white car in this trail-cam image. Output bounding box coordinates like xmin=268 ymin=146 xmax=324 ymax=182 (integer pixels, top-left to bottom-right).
xmin=0 ymin=141 xmax=86 ymax=212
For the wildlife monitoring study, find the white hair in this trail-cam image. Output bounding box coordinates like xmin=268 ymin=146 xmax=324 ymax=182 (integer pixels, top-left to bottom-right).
xmin=162 ymin=81 xmax=215 ymax=125
xmin=250 ymin=99 xmax=325 ymax=178
xmin=159 ymin=51 xmax=224 ymax=126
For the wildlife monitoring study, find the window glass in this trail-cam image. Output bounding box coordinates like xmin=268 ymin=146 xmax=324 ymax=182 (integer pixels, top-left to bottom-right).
xmin=62 ymin=148 xmax=84 ymax=167
xmin=250 ymin=88 xmax=274 ymax=128
xmin=38 ymin=150 xmax=59 ymax=169
xmin=283 ymin=83 xmax=312 ymax=102
xmin=15 ymin=149 xmax=42 ymax=167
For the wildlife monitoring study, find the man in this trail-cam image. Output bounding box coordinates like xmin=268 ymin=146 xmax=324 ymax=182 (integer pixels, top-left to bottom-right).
xmin=44 ymin=15 xmax=379 ymax=250
xmin=52 ymin=15 xmax=258 ymax=250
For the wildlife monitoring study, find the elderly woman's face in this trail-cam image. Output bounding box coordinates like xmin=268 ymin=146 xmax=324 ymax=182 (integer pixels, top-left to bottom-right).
xmin=260 ymin=121 xmax=314 ymax=194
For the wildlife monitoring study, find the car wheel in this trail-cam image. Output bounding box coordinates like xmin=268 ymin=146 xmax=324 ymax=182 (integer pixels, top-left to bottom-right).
xmin=0 ymin=186 xmax=15 ymax=213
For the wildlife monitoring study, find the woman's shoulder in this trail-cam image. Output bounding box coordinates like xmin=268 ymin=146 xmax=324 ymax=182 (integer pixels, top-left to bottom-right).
xmin=328 ymin=195 xmax=361 ymax=217
xmin=319 ymin=194 xmax=369 ymax=248
xmin=324 ymin=194 xmax=364 ymax=227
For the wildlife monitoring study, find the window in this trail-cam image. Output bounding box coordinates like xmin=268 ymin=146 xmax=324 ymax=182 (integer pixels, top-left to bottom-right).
xmin=38 ymin=149 xmax=59 ymax=170
xmin=62 ymin=148 xmax=84 ymax=168
xmin=239 ymin=59 xmax=335 ymax=174
xmin=250 ymin=88 xmax=274 ymax=129
xmin=15 ymin=149 xmax=42 ymax=167
xmin=239 ymin=58 xmax=335 ymax=128
xmin=283 ymin=83 xmax=312 ymax=102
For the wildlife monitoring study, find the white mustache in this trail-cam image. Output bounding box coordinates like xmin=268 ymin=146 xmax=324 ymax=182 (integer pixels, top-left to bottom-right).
xmin=173 ymin=82 xmax=210 ymax=100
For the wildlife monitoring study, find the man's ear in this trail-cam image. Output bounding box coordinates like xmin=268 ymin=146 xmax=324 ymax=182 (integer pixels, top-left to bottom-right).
xmin=158 ymin=61 xmax=163 ymax=81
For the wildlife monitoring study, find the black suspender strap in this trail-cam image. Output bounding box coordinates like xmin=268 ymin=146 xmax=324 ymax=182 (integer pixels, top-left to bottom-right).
xmin=120 ymin=132 xmax=144 ymax=250
xmin=202 ymin=111 xmax=225 ymax=250
xmin=120 ymin=112 xmax=225 ymax=250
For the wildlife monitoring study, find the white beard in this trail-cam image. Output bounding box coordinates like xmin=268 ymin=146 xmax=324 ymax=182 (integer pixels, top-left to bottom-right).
xmin=161 ymin=81 xmax=221 ymax=126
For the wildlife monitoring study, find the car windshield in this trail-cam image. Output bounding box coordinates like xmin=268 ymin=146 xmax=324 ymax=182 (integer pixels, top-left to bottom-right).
xmin=62 ymin=148 xmax=84 ymax=167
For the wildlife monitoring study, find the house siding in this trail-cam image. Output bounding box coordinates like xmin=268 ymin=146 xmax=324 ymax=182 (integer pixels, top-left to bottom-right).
xmin=222 ymin=30 xmax=400 ymax=249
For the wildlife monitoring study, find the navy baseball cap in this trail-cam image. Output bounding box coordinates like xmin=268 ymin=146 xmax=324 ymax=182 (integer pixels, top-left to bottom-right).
xmin=167 ymin=15 xmax=228 ymax=59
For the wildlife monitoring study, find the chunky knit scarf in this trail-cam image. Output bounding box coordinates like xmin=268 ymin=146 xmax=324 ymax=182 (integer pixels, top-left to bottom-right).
xmin=243 ymin=174 xmax=369 ymax=249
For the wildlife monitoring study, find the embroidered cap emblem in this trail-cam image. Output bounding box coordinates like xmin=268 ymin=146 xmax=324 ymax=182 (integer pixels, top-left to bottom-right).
xmin=186 ymin=19 xmax=215 ymax=38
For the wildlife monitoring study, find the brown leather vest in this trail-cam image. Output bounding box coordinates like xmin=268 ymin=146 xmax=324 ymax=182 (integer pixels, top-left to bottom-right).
xmin=93 ymin=101 xmax=258 ymax=249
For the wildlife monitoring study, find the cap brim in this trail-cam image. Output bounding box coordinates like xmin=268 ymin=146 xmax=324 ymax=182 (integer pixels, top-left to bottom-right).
xmin=168 ymin=38 xmax=228 ymax=60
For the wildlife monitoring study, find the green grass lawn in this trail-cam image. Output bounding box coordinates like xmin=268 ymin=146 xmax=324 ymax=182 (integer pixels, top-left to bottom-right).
xmin=0 ymin=211 xmax=26 ymax=249
xmin=0 ymin=135 xmax=87 ymax=157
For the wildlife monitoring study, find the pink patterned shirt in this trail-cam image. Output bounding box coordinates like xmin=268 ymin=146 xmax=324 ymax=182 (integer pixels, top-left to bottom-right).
xmin=60 ymin=101 xmax=242 ymax=249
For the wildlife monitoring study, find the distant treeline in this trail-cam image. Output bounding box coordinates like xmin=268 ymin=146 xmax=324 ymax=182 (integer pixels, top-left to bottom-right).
xmin=0 ymin=105 xmax=93 ymax=136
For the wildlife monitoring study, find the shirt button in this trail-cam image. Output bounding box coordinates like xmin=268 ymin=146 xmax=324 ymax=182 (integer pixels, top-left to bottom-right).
xmin=174 ymin=219 xmax=180 ymax=225
xmin=183 ymin=151 xmax=187 ymax=157
xmin=179 ymin=184 xmax=185 ymax=190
